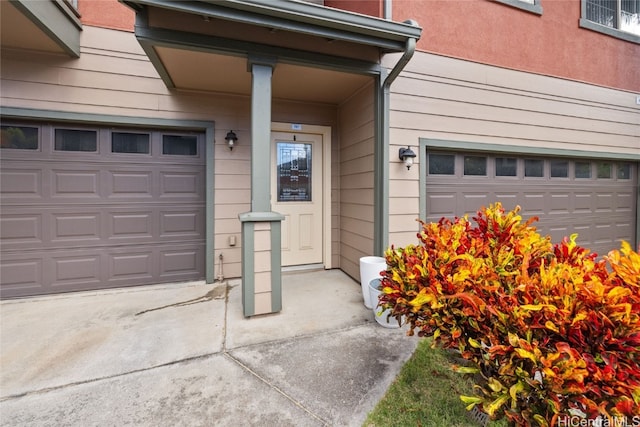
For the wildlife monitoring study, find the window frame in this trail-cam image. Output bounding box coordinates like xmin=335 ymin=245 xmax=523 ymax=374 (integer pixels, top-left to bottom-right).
xmin=494 ymin=0 xmax=543 ymax=15
xmin=580 ymin=0 xmax=640 ymax=43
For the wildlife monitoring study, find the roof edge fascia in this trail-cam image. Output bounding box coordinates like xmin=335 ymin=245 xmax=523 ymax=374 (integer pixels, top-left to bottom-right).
xmin=9 ymin=0 xmax=82 ymax=57
xmin=121 ymin=0 xmax=421 ymax=52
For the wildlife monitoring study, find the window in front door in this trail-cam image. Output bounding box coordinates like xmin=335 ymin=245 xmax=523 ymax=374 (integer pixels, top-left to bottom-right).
xmin=277 ymin=142 xmax=312 ymax=202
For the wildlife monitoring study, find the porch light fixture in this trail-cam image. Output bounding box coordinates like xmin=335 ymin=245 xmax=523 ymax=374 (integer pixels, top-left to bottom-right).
xmin=399 ymin=146 xmax=416 ymax=170
xmin=225 ymin=130 xmax=238 ymax=150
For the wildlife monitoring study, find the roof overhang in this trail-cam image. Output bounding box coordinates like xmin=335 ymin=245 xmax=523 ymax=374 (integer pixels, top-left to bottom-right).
xmin=122 ymin=0 xmax=421 ymax=53
xmin=0 ymin=0 xmax=82 ymax=57
xmin=119 ymin=0 xmax=421 ymax=103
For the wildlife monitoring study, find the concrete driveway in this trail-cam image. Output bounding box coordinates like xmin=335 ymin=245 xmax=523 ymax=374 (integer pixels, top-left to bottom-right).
xmin=0 ymin=269 xmax=418 ymax=426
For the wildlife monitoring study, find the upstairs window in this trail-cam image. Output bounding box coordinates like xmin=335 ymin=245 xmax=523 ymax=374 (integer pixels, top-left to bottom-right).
xmin=494 ymin=0 xmax=543 ymax=15
xmin=582 ymin=0 xmax=640 ymax=41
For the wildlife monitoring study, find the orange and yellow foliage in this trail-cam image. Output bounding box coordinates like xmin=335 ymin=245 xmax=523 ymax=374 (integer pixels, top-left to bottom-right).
xmin=379 ymin=203 xmax=640 ymax=426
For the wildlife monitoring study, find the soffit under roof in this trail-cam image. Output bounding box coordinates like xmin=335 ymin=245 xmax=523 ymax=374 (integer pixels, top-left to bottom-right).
xmin=154 ymin=46 xmax=372 ymax=103
xmin=0 ymin=0 xmax=81 ymax=57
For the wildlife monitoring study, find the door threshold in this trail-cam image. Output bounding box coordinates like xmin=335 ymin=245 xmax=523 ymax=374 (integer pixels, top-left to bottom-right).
xmin=282 ymin=263 xmax=325 ymax=274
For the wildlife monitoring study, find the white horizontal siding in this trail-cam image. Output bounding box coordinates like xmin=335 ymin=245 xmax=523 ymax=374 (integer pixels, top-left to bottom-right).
xmin=338 ymin=82 xmax=375 ymax=280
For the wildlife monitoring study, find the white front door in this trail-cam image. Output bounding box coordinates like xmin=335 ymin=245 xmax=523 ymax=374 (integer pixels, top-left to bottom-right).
xmin=271 ymin=131 xmax=323 ymax=266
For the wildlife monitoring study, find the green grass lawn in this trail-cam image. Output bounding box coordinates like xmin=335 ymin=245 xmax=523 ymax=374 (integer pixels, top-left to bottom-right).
xmin=364 ymin=338 xmax=508 ymax=427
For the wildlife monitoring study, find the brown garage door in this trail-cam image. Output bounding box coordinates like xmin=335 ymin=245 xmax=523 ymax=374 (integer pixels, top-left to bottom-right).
xmin=1 ymin=122 xmax=206 ymax=298
xmin=425 ymin=151 xmax=637 ymax=257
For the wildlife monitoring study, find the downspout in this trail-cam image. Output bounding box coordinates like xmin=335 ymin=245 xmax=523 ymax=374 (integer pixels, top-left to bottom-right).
xmin=383 ymin=0 xmax=392 ymax=20
xmin=374 ymin=20 xmax=418 ymax=255
xmin=383 ymin=24 xmax=417 ymax=87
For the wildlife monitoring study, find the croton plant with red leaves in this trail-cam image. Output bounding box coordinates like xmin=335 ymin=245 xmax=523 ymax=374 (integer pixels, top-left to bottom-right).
xmin=378 ymin=203 xmax=640 ymax=426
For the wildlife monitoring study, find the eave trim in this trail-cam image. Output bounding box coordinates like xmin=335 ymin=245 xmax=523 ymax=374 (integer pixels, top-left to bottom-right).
xmin=121 ymin=0 xmax=421 ymax=52
xmin=10 ymin=0 xmax=82 ymax=57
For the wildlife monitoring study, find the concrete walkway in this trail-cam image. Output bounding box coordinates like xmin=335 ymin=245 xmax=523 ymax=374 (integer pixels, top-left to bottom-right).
xmin=0 ymin=269 xmax=418 ymax=426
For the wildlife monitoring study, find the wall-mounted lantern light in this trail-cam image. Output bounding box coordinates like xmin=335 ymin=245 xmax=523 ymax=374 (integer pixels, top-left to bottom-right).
xmin=398 ymin=146 xmax=416 ymax=170
xmin=225 ymin=130 xmax=238 ymax=150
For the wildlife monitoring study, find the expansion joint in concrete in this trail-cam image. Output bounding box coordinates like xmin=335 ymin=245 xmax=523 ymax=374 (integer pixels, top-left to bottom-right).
xmin=222 ymin=352 xmax=330 ymax=426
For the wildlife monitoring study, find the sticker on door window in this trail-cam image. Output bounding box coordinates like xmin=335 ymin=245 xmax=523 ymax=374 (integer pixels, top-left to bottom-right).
xmin=277 ymin=142 xmax=311 ymax=202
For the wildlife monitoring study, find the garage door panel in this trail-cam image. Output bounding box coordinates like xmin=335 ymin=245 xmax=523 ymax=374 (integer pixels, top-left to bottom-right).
xmin=0 ymin=169 xmax=42 ymax=198
xmin=595 ymin=193 xmax=615 ymax=211
xmin=614 ymin=223 xmax=634 ymax=243
xmin=550 ymin=193 xmax=570 ymax=213
xmin=109 ymin=251 xmax=154 ymax=281
xmin=52 ymin=253 xmax=102 ymax=284
xmin=159 ymin=246 xmax=204 ymax=277
xmin=493 ymin=193 xmax=519 ymax=208
xmin=426 ymin=193 xmax=456 ymax=217
xmin=0 ymin=214 xmax=42 ymax=243
xmin=593 ymin=223 xmax=616 ymax=243
xmin=0 ymin=258 xmax=43 ymax=291
xmin=616 ymin=191 xmax=634 ymax=210
xmin=160 ymin=210 xmax=201 ymax=236
xmin=109 ymin=171 xmax=154 ymax=197
xmin=574 ymin=193 xmax=592 ymax=211
xmin=52 ymin=212 xmax=102 ymax=241
xmin=52 ymin=170 xmax=101 ymax=197
xmin=108 ymin=211 xmax=154 ymax=240
xmin=160 ymin=171 xmax=203 ymax=198
xmin=462 ymin=193 xmax=490 ymax=215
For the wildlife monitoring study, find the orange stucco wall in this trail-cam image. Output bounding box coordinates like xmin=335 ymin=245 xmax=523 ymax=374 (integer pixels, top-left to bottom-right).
xmin=333 ymin=0 xmax=640 ymax=92
xmin=78 ymin=0 xmax=135 ymax=32
xmin=325 ymin=0 xmax=382 ymax=18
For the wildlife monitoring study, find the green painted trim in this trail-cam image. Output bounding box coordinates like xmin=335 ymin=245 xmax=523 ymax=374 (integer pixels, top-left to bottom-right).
xmin=420 ymin=138 xmax=640 ymax=161
xmin=239 ymin=212 xmax=285 ymax=222
xmin=123 ymin=0 xmax=421 ymax=51
xmin=134 ymin=10 xmax=176 ymax=89
xmin=249 ymin=60 xmax=274 ymax=212
xmin=134 ymin=25 xmax=382 ymax=76
xmin=579 ymin=18 xmax=640 ymax=44
xmin=419 ymin=139 xmax=428 ymax=222
xmin=1 ymin=106 xmax=217 ymax=284
xmin=374 ymin=73 xmax=389 ymax=256
xmin=493 ymin=0 xmax=543 ymax=15
xmin=270 ymin=220 xmax=283 ymax=313
xmin=0 ymin=107 xmax=212 ymax=130
xmin=205 ymin=125 xmax=215 ymax=284
xmin=240 ymin=221 xmax=255 ymax=317
xmin=53 ymin=0 xmax=81 ymax=23
xmin=636 ymin=178 xmax=640 ymax=251
xmin=238 ymin=212 xmax=285 ymax=316
xmin=10 ymin=0 xmax=81 ymax=57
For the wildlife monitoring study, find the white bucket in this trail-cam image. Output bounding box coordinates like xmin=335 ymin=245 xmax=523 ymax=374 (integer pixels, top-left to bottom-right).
xmin=369 ymin=278 xmax=401 ymax=328
xmin=359 ymin=256 xmax=387 ymax=308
